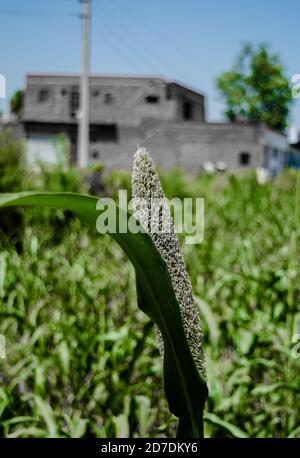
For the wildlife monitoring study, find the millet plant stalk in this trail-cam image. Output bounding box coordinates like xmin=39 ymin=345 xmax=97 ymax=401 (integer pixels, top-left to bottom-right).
xmin=0 ymin=149 xmax=208 ymax=437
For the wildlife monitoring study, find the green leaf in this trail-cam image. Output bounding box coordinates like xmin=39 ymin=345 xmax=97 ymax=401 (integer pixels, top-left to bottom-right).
xmin=33 ymin=396 xmax=58 ymax=438
xmin=58 ymin=341 xmax=70 ymax=375
xmin=288 ymin=425 xmax=300 ymax=438
xmin=204 ymin=412 xmax=249 ymax=438
xmin=0 ymin=252 xmax=7 ymax=299
xmin=194 ymin=296 xmax=220 ymax=346
xmin=7 ymin=427 xmax=48 ymax=438
xmin=65 ymin=416 xmax=88 ymax=438
xmin=0 ymin=191 xmax=208 ymax=438
xmin=135 ymin=395 xmax=152 ymax=438
xmin=0 ymin=388 xmax=9 ymax=418
xmin=251 ymin=382 xmax=286 ymax=396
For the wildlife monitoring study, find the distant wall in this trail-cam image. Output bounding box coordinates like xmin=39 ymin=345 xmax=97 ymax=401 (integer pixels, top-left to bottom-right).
xmin=23 ymin=75 xmax=205 ymax=126
xmin=21 ymin=74 xmax=297 ymax=174
xmin=93 ymin=122 xmax=266 ymax=172
xmin=23 ymin=119 xmax=266 ymax=172
xmin=143 ymin=122 xmax=265 ymax=172
xmin=7 ymin=117 xmax=297 ymax=175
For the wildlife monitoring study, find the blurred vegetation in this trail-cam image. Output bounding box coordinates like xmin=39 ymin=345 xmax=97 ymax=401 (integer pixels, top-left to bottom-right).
xmin=0 ymin=133 xmax=299 ymax=437
xmin=0 ymin=131 xmax=25 ymax=251
xmin=10 ymin=90 xmax=24 ymax=118
xmin=216 ymin=43 xmax=293 ymax=130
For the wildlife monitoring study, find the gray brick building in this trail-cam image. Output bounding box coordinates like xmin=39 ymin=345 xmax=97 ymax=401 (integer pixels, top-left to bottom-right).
xmin=21 ymin=73 xmax=300 ymax=175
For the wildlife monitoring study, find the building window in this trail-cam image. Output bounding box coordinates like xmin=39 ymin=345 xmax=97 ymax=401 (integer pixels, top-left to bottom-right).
xmin=38 ymin=89 xmax=49 ymax=102
xmin=93 ymin=89 xmax=100 ymax=97
xmin=182 ymin=100 xmax=193 ymax=120
xmin=90 ymin=124 xmax=118 ymax=143
xmin=104 ymin=93 xmax=113 ymax=104
xmin=91 ymin=150 xmax=100 ymax=160
xmin=70 ymin=91 xmax=79 ymax=118
xmin=239 ymin=151 xmax=251 ymax=166
xmin=61 ymin=88 xmax=68 ymax=96
xmin=145 ymin=95 xmax=159 ymax=104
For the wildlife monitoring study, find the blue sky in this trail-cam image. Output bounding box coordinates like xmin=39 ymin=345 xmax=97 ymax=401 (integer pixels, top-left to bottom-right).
xmin=0 ymin=0 xmax=299 ymax=126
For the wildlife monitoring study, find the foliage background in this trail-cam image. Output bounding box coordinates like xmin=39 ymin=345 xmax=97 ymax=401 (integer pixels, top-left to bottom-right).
xmin=0 ymin=133 xmax=299 ymax=437
xmin=216 ymin=43 xmax=293 ymax=130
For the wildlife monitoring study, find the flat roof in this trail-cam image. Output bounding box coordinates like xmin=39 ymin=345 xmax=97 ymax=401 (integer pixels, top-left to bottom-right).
xmin=25 ymin=73 xmax=204 ymax=97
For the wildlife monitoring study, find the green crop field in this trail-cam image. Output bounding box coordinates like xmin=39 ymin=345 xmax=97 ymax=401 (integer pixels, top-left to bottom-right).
xmin=0 ymin=132 xmax=299 ymax=438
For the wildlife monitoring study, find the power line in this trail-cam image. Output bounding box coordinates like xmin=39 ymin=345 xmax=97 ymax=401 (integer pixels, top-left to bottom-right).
xmin=110 ymin=0 xmax=189 ymax=60
xmin=93 ymin=2 xmax=158 ymax=74
xmin=0 ymin=9 xmax=78 ymax=18
xmin=94 ymin=2 xmax=167 ymax=72
xmin=102 ymin=0 xmax=176 ymax=52
xmin=92 ymin=22 xmax=147 ymax=73
xmin=93 ymin=20 xmax=156 ymax=73
xmin=96 ymin=0 xmax=188 ymax=81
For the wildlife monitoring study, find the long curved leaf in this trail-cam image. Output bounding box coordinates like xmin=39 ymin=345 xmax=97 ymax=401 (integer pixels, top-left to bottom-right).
xmin=0 ymin=192 xmax=208 ymax=437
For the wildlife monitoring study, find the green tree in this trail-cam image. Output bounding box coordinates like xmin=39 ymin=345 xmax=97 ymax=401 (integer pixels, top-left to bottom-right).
xmin=10 ymin=89 xmax=23 ymax=117
xmin=216 ymin=43 xmax=293 ymax=131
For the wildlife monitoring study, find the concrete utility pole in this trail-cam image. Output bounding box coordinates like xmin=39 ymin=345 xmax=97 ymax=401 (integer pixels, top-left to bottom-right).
xmin=78 ymin=0 xmax=90 ymax=168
